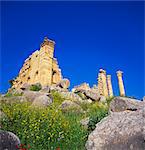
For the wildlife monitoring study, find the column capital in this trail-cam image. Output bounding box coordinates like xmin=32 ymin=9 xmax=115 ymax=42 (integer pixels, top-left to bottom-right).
xmin=107 ymin=75 xmax=111 ymax=78
xmin=99 ymin=68 xmax=106 ymax=74
xmin=116 ymin=70 xmax=123 ymax=76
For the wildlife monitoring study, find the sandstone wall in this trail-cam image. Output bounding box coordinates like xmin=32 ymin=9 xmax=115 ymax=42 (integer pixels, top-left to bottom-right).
xmin=12 ymin=37 xmax=62 ymax=89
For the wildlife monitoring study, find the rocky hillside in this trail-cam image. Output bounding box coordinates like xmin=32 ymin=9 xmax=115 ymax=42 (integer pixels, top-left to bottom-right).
xmin=0 ymin=80 xmax=144 ymax=150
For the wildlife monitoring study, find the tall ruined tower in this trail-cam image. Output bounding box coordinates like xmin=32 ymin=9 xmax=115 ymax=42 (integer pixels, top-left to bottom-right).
xmin=12 ymin=37 xmax=62 ymax=89
xmin=39 ymin=37 xmax=55 ymax=86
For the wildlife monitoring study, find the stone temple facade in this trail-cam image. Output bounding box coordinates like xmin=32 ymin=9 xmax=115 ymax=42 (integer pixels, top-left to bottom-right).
xmin=12 ymin=37 xmax=62 ymax=89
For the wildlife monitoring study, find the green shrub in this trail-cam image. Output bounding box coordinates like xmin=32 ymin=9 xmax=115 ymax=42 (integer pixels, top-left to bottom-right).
xmin=87 ymin=102 xmax=108 ymax=132
xmin=4 ymin=93 xmax=13 ymax=97
xmin=51 ymin=91 xmax=65 ymax=106
xmin=4 ymin=92 xmax=22 ymax=97
xmin=1 ymin=92 xmax=109 ymax=149
xmin=29 ymin=84 xmax=41 ymax=91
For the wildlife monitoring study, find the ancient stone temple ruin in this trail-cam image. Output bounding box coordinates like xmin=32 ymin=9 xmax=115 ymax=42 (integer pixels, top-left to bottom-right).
xmin=97 ymin=69 xmax=125 ymax=97
xmin=12 ymin=37 xmax=62 ymax=89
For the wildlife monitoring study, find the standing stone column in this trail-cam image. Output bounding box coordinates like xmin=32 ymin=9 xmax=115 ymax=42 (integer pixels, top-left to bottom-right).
xmin=99 ymin=69 xmax=108 ymax=97
xmin=117 ymin=70 xmax=125 ymax=96
xmin=98 ymin=73 xmax=103 ymax=95
xmin=107 ymin=75 xmax=114 ymax=97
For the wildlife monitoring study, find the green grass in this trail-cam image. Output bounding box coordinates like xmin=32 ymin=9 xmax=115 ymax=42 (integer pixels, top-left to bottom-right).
xmin=4 ymin=92 xmax=22 ymax=97
xmin=1 ymin=92 xmax=110 ymax=150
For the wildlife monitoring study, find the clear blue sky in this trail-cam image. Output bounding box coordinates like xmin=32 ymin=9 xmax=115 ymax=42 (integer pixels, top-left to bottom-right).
xmin=1 ymin=1 xmax=144 ymax=99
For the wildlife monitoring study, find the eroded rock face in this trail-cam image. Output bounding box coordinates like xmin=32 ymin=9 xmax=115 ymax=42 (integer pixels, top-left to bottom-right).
xmin=0 ymin=96 xmax=27 ymax=104
xmin=61 ymin=100 xmax=83 ymax=113
xmin=84 ymin=90 xmax=100 ymax=101
xmin=20 ymin=83 xmax=30 ymax=91
xmin=31 ymin=95 xmax=53 ymax=107
xmin=72 ymin=83 xmax=91 ymax=93
xmin=0 ymin=130 xmax=21 ymax=150
xmin=23 ymin=91 xmax=46 ymax=102
xmin=56 ymin=78 xmax=70 ymax=89
xmin=59 ymin=91 xmax=83 ymax=102
xmin=40 ymin=86 xmax=50 ymax=93
xmin=109 ymin=97 xmax=141 ymax=112
xmin=86 ymin=98 xmax=145 ymax=150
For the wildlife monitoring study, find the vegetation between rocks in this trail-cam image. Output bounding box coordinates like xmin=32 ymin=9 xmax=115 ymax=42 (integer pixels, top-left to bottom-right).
xmin=1 ymin=92 xmax=110 ymax=150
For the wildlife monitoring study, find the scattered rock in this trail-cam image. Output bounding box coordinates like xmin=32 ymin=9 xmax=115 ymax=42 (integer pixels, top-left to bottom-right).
xmin=80 ymin=117 xmax=90 ymax=129
xmin=59 ymin=91 xmax=82 ymax=101
xmin=0 ymin=96 xmax=27 ymax=104
xmin=40 ymin=86 xmax=50 ymax=93
xmin=31 ymin=95 xmax=53 ymax=107
xmin=23 ymin=91 xmax=46 ymax=102
xmin=99 ymin=96 xmax=106 ymax=103
xmin=91 ymin=84 xmax=99 ymax=93
xmin=72 ymin=83 xmax=90 ymax=93
xmin=61 ymin=100 xmax=83 ymax=113
xmin=0 ymin=130 xmax=21 ymax=150
xmin=50 ymin=85 xmax=68 ymax=92
xmin=76 ymin=91 xmax=87 ymax=100
xmin=84 ymin=99 xmax=93 ymax=104
xmin=84 ymin=90 xmax=100 ymax=101
xmin=56 ymin=78 xmax=70 ymax=89
xmin=109 ymin=97 xmax=141 ymax=113
xmin=86 ymin=98 xmax=145 ymax=150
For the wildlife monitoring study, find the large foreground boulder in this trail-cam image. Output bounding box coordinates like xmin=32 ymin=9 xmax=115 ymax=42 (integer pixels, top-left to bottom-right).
xmin=0 ymin=130 xmax=21 ymax=150
xmin=86 ymin=98 xmax=145 ymax=150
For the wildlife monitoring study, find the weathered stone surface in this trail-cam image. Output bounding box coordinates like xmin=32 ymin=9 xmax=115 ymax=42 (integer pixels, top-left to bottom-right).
xmin=56 ymin=78 xmax=70 ymax=89
xmin=86 ymin=99 xmax=145 ymax=150
xmin=50 ymin=85 xmax=68 ymax=92
xmin=8 ymin=88 xmax=24 ymax=95
xmin=31 ymin=95 xmax=53 ymax=107
xmin=110 ymin=97 xmax=141 ymax=112
xmin=20 ymin=83 xmax=30 ymax=90
xmin=99 ymin=96 xmax=106 ymax=103
xmin=59 ymin=91 xmax=83 ymax=102
xmin=12 ymin=37 xmax=62 ymax=89
xmin=0 ymin=130 xmax=21 ymax=150
xmin=84 ymin=90 xmax=100 ymax=101
xmin=61 ymin=100 xmax=83 ymax=113
xmin=72 ymin=83 xmax=90 ymax=93
xmin=40 ymin=86 xmax=50 ymax=93
xmin=23 ymin=91 xmax=46 ymax=102
xmin=0 ymin=96 xmax=27 ymax=104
